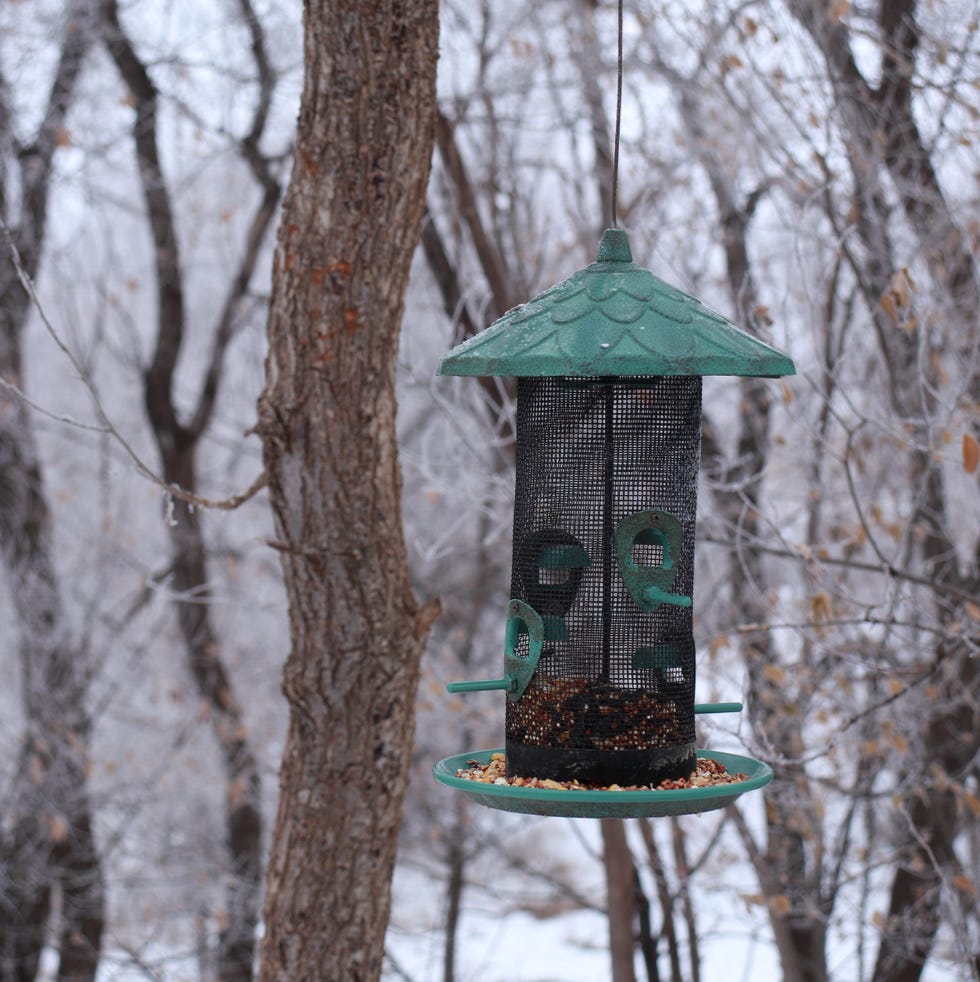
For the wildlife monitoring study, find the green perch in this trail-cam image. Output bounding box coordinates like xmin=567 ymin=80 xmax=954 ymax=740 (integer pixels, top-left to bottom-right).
xmin=446 ymin=683 xmax=742 ymax=718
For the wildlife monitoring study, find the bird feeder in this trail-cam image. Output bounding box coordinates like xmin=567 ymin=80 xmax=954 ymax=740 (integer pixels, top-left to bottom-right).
xmin=433 ymin=229 xmax=795 ymax=818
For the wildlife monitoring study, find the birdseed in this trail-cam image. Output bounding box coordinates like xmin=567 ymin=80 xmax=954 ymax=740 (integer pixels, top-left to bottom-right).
xmin=455 ymin=752 xmax=747 ymax=791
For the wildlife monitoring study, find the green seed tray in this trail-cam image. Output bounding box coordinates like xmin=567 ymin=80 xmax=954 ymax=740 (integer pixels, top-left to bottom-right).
xmin=432 ymin=748 xmax=772 ymax=819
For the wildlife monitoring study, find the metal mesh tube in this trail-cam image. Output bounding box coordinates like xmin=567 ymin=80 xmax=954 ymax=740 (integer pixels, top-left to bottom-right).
xmin=505 ymin=376 xmax=702 ymax=785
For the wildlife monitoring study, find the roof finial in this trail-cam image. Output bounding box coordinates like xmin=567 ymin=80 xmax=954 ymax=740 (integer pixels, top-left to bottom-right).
xmin=597 ymin=228 xmax=632 ymax=263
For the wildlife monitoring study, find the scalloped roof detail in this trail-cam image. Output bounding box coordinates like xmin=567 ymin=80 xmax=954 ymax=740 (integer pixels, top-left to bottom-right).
xmin=438 ymin=229 xmax=796 ymax=378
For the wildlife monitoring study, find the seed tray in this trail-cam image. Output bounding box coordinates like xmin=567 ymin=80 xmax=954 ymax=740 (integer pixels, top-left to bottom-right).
xmin=432 ymin=748 xmax=772 ymax=819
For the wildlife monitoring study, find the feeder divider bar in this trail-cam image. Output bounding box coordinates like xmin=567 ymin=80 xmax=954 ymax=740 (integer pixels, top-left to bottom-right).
xmin=601 ymin=381 xmax=614 ymax=681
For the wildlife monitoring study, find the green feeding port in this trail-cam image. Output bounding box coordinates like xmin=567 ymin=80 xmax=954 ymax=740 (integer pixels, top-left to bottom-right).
xmin=438 ymin=228 xmax=796 ymax=380
xmin=633 ymin=644 xmax=682 ymax=674
xmin=615 ymin=510 xmax=690 ymax=613
xmin=538 ymin=542 xmax=590 ymax=568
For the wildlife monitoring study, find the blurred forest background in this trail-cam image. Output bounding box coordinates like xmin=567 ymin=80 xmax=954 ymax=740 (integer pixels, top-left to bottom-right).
xmin=1 ymin=0 xmax=979 ymax=980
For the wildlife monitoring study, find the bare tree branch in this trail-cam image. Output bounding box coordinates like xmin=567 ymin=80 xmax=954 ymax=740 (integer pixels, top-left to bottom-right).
xmin=189 ymin=0 xmax=283 ymax=440
xmin=98 ymin=1 xmax=280 ymax=974
xmin=2 ymin=219 xmax=267 ymax=510
xmin=435 ymin=107 xmax=520 ymax=319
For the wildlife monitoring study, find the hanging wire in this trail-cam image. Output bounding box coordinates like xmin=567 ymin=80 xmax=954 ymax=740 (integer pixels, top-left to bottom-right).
xmin=610 ymin=0 xmax=624 ymax=228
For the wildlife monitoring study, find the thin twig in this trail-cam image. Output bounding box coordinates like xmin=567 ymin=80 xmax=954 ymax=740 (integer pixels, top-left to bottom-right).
xmin=700 ymin=532 xmax=980 ymax=608
xmin=1 ymin=220 xmax=267 ymax=511
xmin=0 ymin=372 xmax=108 ymax=433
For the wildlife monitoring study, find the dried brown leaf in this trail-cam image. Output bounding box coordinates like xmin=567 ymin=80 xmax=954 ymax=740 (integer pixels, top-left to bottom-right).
xmin=879 ymin=291 xmax=899 ymax=324
xmin=811 ymin=591 xmax=832 ymax=623
xmin=953 ymin=874 xmax=976 ymax=897
xmin=48 ymin=813 xmax=70 ymax=843
xmin=763 ymin=663 xmax=787 ymax=685
xmin=963 ymin=432 xmax=979 ymax=474
xmin=769 ymin=894 xmax=792 ymax=917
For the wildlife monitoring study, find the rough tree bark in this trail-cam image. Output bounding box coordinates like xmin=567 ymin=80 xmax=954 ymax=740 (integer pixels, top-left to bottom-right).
xmin=0 ymin=3 xmax=105 ymax=978
xmin=99 ymin=1 xmax=280 ymax=975
xmin=255 ymin=3 xmax=439 ymax=980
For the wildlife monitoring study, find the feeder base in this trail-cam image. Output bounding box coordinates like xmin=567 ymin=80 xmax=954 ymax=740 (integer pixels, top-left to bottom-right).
xmin=506 ymin=740 xmax=696 ymax=788
xmin=432 ymin=748 xmax=772 ymax=819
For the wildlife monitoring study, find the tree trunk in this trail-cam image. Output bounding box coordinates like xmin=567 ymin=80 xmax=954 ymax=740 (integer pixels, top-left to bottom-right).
xmin=0 ymin=3 xmax=105 ymax=978
xmin=785 ymin=4 xmax=980 ymax=977
xmin=255 ymin=3 xmax=439 ymax=980
xmin=676 ymin=78 xmax=830 ymax=982
xmin=159 ymin=448 xmax=264 ymax=982
xmin=442 ymin=796 xmax=466 ymax=982
xmin=602 ymin=819 xmax=637 ymax=982
xmin=99 ymin=3 xmax=280 ymax=973
xmin=637 ymin=820 xmax=681 ymax=982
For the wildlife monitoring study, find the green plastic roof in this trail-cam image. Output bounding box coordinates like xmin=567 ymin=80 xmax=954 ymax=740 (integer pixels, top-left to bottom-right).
xmin=438 ymin=229 xmax=796 ymax=378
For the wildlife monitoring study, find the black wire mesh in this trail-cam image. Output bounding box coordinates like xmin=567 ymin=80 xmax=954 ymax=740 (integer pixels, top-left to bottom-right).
xmin=506 ymin=376 xmax=703 ymax=785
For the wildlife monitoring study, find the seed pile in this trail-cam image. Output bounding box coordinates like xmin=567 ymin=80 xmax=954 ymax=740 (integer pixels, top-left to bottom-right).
xmin=455 ymin=752 xmax=747 ymax=791
xmin=506 ymin=674 xmax=693 ymax=750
